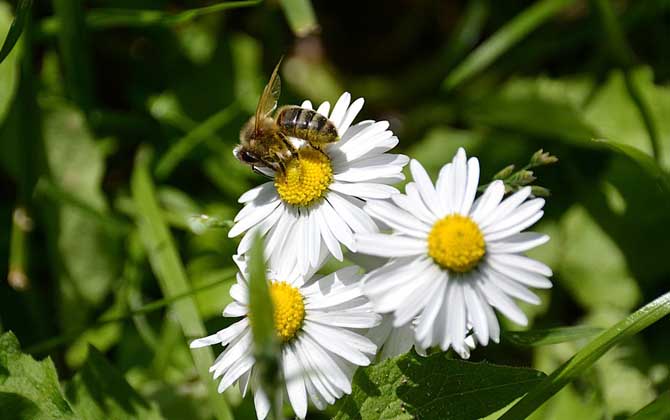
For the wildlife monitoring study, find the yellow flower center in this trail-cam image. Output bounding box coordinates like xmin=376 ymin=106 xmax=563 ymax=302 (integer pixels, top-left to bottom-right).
xmin=269 ymin=281 xmax=305 ymax=343
xmin=275 ymin=148 xmax=333 ymax=207
xmin=427 ymin=214 xmax=486 ymax=273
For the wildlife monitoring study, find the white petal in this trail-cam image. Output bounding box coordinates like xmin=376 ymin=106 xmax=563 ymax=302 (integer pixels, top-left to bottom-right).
xmin=483 ymin=198 xmax=545 ymax=235
xmin=392 ymin=186 xmax=438 ymax=225
xmin=461 ymin=157 xmax=480 ymax=215
xmin=415 ymin=270 xmax=447 ymax=346
xmin=485 ymin=258 xmax=552 ymax=289
xmin=484 ymin=211 xmax=544 ymax=242
xmin=330 ymin=92 xmax=351 ymax=131
xmin=479 ymin=187 xmax=531 ymax=229
xmin=283 ymin=345 xmax=308 ymax=419
xmin=446 ymin=281 xmax=467 ymax=355
xmin=476 ymin=278 xmax=528 ymax=326
xmin=326 ymin=192 xmax=378 ymax=234
xmin=314 ymin=206 xmax=344 ymax=260
xmin=338 ymin=97 xmax=364 ymax=134
xmin=329 ymin=182 xmax=399 ymax=199
xmin=237 ymin=205 xmax=283 ymax=255
xmin=253 ymin=381 xmax=271 ymax=420
xmin=364 ymin=200 xmax=430 ymax=237
xmin=239 ymin=182 xmax=275 ymax=203
xmin=470 ymin=181 xmax=505 ymax=224
xmin=333 ymin=154 xmax=409 ymax=182
xmin=298 ymin=334 xmax=350 ymax=395
xmin=463 ymin=283 xmax=488 ymax=346
xmin=302 ymin=322 xmax=376 ymax=365
xmin=229 ymin=199 xmax=281 ymax=238
xmin=488 ymin=253 xmax=553 ymax=277
xmin=223 ymin=301 xmax=247 ymax=317
xmin=356 ymin=233 xmax=426 ymax=257
xmin=450 ymin=148 xmax=468 ymax=214
xmin=488 ymin=272 xmax=541 ymax=305
xmin=316 ymin=101 xmax=330 ymax=116
xmin=381 ymin=323 xmax=416 ymax=360
xmin=301 ymin=100 xmax=313 ymax=109
xmin=318 ymin=199 xmax=355 ymax=251
xmin=307 ymin=211 xmax=321 ymax=268
xmin=479 ymin=288 xmax=500 ymax=343
xmin=217 ymin=354 xmax=254 ymax=393
xmin=486 ymin=232 xmax=550 ymax=253
xmin=409 ymin=159 xmax=442 ymax=216
xmin=190 ymin=318 xmax=249 ymax=348
xmin=393 ymin=264 xmax=442 ymax=326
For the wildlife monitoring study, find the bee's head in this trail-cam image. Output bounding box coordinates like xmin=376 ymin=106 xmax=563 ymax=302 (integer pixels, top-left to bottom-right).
xmin=234 ymin=146 xmax=261 ymax=165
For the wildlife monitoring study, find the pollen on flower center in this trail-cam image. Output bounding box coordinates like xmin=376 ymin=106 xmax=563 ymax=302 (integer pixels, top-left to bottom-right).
xmin=275 ymin=148 xmax=333 ymax=207
xmin=269 ymin=281 xmax=306 ymax=342
xmin=427 ymin=214 xmax=486 ymax=273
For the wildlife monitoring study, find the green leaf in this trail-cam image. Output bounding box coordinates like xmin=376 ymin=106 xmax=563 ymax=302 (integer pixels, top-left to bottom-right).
xmin=0 ymin=1 xmax=22 ymax=124
xmin=130 ymin=147 xmax=233 ymax=420
xmin=0 ymin=332 xmax=77 ymax=419
xmin=65 ymin=347 xmax=165 ymax=420
xmin=498 ymin=291 xmax=670 ymax=419
xmin=0 ymin=0 xmax=30 ymax=64
xmin=502 ymin=326 xmax=604 ymax=347
xmin=444 ymin=0 xmax=578 ymax=90
xmin=334 ymin=351 xmax=546 ymax=420
xmin=278 ymin=0 xmax=318 ymax=37
xmin=629 ymin=392 xmax=670 ymax=420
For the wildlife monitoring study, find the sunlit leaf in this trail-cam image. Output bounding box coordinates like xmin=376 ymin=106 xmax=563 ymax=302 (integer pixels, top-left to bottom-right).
xmin=334 ymin=351 xmax=546 ymax=420
xmin=0 ymin=332 xmax=77 ymax=419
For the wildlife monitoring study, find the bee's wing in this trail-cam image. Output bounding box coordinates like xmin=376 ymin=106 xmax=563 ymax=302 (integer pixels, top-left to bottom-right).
xmin=254 ymin=60 xmax=282 ymax=131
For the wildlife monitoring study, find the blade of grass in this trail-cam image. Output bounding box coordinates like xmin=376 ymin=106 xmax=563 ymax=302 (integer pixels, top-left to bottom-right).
xmin=628 ymin=391 xmax=670 ymax=420
xmin=155 ymin=102 xmax=240 ymax=180
xmin=51 ymin=0 xmax=94 ymax=112
xmin=443 ymin=0 xmax=577 ymax=91
xmin=248 ymin=234 xmax=282 ymax=419
xmin=498 ymin=291 xmax=670 ymax=420
xmin=25 ymin=267 xmax=237 ymax=354
xmin=130 ymin=146 xmax=233 ymax=420
xmin=39 ymin=0 xmax=262 ymax=35
xmin=502 ymin=326 xmax=604 ymax=347
xmin=0 ymin=0 xmax=31 ymax=64
xmin=278 ymin=0 xmax=318 ymax=37
xmin=591 ymin=0 xmax=661 ymax=162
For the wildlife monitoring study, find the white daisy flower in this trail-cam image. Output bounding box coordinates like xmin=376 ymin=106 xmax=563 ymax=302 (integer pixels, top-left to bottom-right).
xmin=229 ymin=93 xmax=409 ymax=274
xmin=190 ymin=255 xmax=381 ymax=420
xmin=355 ymin=148 xmax=553 ymax=356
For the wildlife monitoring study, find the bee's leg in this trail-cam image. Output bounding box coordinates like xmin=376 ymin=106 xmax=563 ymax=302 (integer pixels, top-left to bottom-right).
xmin=277 ymin=132 xmax=299 ymax=158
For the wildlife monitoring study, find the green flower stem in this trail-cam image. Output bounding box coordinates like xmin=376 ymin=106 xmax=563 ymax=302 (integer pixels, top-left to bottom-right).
xmin=131 ymin=147 xmax=233 ymax=420
xmin=278 ymin=0 xmax=318 ymax=37
xmin=443 ymin=0 xmax=577 ymax=91
xmin=498 ymin=291 xmax=670 ymax=420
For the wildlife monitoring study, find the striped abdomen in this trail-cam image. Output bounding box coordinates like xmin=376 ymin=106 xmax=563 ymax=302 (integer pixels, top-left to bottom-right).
xmin=276 ymin=106 xmax=339 ymax=146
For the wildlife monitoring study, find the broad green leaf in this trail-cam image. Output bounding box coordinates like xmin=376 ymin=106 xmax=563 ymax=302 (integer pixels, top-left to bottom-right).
xmin=43 ymin=106 xmax=121 ymax=331
xmin=503 ymin=326 xmax=603 ymax=347
xmin=629 ymin=392 xmax=670 ymax=420
xmin=130 ymin=147 xmax=233 ymax=420
xmin=444 ymin=0 xmax=578 ymax=90
xmin=0 ymin=1 xmax=21 ymax=124
xmin=65 ymin=347 xmax=165 ymax=420
xmin=499 ymin=291 xmax=670 ymax=419
xmin=334 ymin=351 xmax=546 ymax=420
xmin=0 ymin=332 xmax=77 ymax=419
xmin=0 ymin=0 xmax=29 ymax=64
xmin=278 ymin=0 xmax=318 ymax=37
xmin=557 ymin=205 xmax=640 ymax=311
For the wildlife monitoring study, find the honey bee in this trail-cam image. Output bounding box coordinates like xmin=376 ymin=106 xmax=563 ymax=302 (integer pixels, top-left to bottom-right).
xmin=235 ymin=61 xmax=340 ymax=174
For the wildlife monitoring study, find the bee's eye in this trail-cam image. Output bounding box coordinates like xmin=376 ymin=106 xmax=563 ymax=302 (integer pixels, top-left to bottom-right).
xmin=240 ymin=151 xmax=259 ymax=163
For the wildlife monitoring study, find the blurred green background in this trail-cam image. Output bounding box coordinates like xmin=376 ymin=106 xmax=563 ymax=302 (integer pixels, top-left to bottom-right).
xmin=1 ymin=0 xmax=670 ymax=419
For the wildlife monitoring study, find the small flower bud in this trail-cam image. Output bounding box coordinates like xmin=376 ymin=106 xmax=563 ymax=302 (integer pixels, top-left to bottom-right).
xmin=531 ymin=185 xmax=551 ymax=197
xmin=530 ymin=149 xmax=558 ymax=167
xmin=493 ymin=164 xmax=515 ymax=180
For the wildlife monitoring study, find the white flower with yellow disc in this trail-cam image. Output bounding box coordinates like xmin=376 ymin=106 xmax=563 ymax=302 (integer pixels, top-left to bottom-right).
xmin=355 ymin=148 xmax=552 ymax=356
xmin=229 ymin=92 xmax=408 ymax=273
xmin=190 ymin=255 xmax=381 ymax=420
